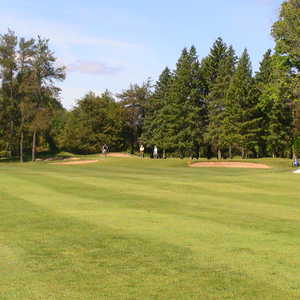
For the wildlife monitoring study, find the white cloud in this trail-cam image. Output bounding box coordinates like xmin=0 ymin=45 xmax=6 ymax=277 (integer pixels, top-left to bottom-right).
xmin=67 ymin=60 xmax=124 ymax=76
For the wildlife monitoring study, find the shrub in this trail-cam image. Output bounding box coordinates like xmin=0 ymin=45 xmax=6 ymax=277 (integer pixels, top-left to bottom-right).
xmin=294 ymin=136 xmax=300 ymax=158
xmin=56 ymin=152 xmax=75 ymax=159
xmin=0 ymin=150 xmax=10 ymax=158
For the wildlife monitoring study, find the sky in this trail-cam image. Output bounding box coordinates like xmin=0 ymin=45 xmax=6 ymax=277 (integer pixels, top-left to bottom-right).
xmin=0 ymin=0 xmax=283 ymax=109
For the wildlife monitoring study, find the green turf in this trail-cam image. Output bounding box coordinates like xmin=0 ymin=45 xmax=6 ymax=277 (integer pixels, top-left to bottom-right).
xmin=0 ymin=157 xmax=300 ymax=299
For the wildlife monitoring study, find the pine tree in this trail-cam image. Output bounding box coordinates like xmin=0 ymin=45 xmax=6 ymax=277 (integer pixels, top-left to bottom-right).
xmin=256 ymin=49 xmax=273 ymax=84
xmin=0 ymin=31 xmax=66 ymax=161
xmin=255 ymin=49 xmax=275 ymax=157
xmin=255 ymin=49 xmax=294 ymax=158
xmin=16 ymin=37 xmax=36 ymax=162
xmin=29 ymin=36 xmax=66 ymax=161
xmin=272 ymin=0 xmax=300 ymax=158
xmin=142 ymin=67 xmax=172 ymax=157
xmin=265 ymin=55 xmax=293 ymax=157
xmin=200 ymin=38 xmax=230 ymax=158
xmin=166 ymin=46 xmax=206 ymax=157
xmin=225 ymin=49 xmax=259 ymax=158
xmin=201 ymin=37 xmax=229 ymax=92
xmin=0 ymin=30 xmax=18 ymax=156
xmin=205 ymin=45 xmax=237 ymax=159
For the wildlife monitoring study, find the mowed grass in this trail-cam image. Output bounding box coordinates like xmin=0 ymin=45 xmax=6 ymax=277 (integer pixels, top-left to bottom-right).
xmin=0 ymin=157 xmax=300 ymax=299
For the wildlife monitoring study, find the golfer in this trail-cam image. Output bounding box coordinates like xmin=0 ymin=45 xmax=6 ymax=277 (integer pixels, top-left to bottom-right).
xmin=293 ymin=157 xmax=299 ymax=167
xmin=153 ymin=145 xmax=158 ymax=159
xmin=140 ymin=144 xmax=145 ymax=158
xmin=102 ymin=144 xmax=108 ymax=157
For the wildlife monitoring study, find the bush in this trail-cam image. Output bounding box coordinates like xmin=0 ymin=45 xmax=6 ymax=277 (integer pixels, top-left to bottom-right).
xmin=56 ymin=152 xmax=75 ymax=159
xmin=294 ymin=136 xmax=300 ymax=158
xmin=0 ymin=150 xmax=10 ymax=158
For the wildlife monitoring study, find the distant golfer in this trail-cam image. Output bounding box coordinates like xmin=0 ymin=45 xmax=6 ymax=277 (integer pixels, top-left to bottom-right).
xmin=153 ymin=145 xmax=158 ymax=159
xmin=102 ymin=144 xmax=108 ymax=157
xmin=293 ymin=157 xmax=299 ymax=167
xmin=140 ymin=144 xmax=145 ymax=158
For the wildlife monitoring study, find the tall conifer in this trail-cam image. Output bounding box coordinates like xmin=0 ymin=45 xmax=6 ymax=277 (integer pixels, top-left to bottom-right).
xmin=205 ymin=45 xmax=237 ymax=159
xmin=225 ymin=49 xmax=259 ymax=158
xmin=167 ymin=46 xmax=205 ymax=157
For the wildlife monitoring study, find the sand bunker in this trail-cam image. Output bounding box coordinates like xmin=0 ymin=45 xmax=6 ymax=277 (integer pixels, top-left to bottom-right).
xmin=190 ymin=162 xmax=270 ymax=169
xmin=66 ymin=157 xmax=80 ymax=161
xmin=51 ymin=160 xmax=99 ymax=165
xmin=294 ymin=169 xmax=300 ymax=174
xmin=104 ymin=152 xmax=132 ymax=158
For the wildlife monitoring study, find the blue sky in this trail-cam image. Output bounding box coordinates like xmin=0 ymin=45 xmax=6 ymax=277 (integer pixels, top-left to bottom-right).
xmin=1 ymin=0 xmax=282 ymax=108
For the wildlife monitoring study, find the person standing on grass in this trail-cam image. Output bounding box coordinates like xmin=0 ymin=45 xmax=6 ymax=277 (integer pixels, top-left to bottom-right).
xmin=293 ymin=157 xmax=299 ymax=167
xmin=102 ymin=144 xmax=108 ymax=157
xmin=140 ymin=144 xmax=145 ymax=158
xmin=153 ymin=145 xmax=158 ymax=159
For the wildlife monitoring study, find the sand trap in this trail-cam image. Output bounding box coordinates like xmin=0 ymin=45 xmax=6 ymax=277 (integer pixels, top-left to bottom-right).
xmin=294 ymin=169 xmax=300 ymax=174
xmin=51 ymin=160 xmax=99 ymax=165
xmin=190 ymin=162 xmax=270 ymax=169
xmin=102 ymin=152 xmax=132 ymax=158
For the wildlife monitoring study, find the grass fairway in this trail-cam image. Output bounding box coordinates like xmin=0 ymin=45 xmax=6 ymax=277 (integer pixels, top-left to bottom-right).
xmin=1 ymin=157 xmax=300 ymax=299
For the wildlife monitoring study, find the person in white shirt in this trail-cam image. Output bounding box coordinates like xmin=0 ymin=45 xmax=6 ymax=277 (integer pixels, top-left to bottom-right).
xmin=102 ymin=144 xmax=108 ymax=157
xmin=153 ymin=145 xmax=158 ymax=159
xmin=140 ymin=144 xmax=145 ymax=158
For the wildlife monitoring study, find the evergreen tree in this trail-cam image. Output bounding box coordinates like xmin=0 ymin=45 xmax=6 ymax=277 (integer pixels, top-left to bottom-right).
xmin=205 ymin=45 xmax=237 ymax=159
xmin=225 ymin=49 xmax=259 ymax=158
xmin=255 ymin=49 xmax=294 ymax=158
xmin=166 ymin=46 xmax=206 ymax=157
xmin=29 ymin=36 xmax=65 ymax=161
xmin=200 ymin=37 xmax=230 ymax=158
xmin=256 ymin=49 xmax=273 ymax=84
xmin=142 ymin=67 xmax=173 ymax=157
xmin=0 ymin=31 xmax=66 ymax=161
xmin=255 ymin=49 xmax=273 ymax=157
xmin=272 ymin=0 xmax=300 ymax=158
xmin=0 ymin=30 xmax=18 ymax=156
xmin=16 ymin=37 xmax=36 ymax=162
xmin=201 ymin=37 xmax=229 ymax=92
xmin=265 ymin=55 xmax=293 ymax=157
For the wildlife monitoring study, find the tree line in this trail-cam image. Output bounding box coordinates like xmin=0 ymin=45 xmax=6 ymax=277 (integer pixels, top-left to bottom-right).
xmin=0 ymin=30 xmax=65 ymax=161
xmin=1 ymin=0 xmax=300 ymax=161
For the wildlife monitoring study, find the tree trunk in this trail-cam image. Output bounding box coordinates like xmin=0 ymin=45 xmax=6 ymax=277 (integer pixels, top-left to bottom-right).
xmin=229 ymin=145 xmax=232 ymax=159
xmin=292 ymin=145 xmax=296 ymax=160
xmin=9 ymin=120 xmax=14 ymax=157
xmin=32 ymin=130 xmax=37 ymax=161
xmin=163 ymin=149 xmax=166 ymax=159
xmin=241 ymin=147 xmax=245 ymax=159
xmin=20 ymin=131 xmax=24 ymax=163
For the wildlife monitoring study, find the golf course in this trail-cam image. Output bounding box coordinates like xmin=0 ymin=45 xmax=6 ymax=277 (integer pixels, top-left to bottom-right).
xmin=1 ymin=157 xmax=300 ymax=299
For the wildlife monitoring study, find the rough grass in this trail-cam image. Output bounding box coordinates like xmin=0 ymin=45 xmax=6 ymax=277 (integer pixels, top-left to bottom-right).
xmin=0 ymin=157 xmax=300 ymax=299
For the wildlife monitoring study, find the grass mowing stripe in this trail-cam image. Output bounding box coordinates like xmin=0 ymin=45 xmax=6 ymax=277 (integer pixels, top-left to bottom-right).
xmin=1 ymin=189 xmax=289 ymax=299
